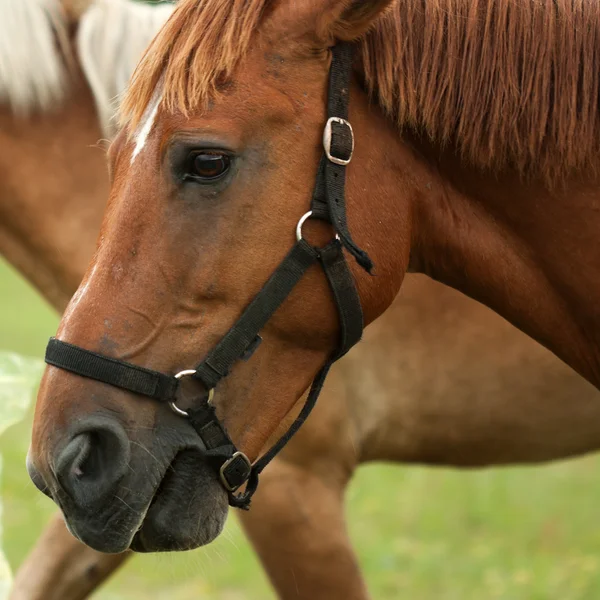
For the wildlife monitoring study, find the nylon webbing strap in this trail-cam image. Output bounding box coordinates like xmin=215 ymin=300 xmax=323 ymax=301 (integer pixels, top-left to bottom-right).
xmin=329 ymin=44 xmax=351 ymax=120
xmin=230 ymin=362 xmax=332 ymax=508
xmin=320 ymin=242 xmax=363 ymax=357
xmin=309 ymin=156 xmax=329 ymax=221
xmin=45 ymin=338 xmax=178 ymax=401
xmin=188 ymin=239 xmax=362 ymax=508
xmin=188 ymin=403 xmax=252 ymax=493
xmin=229 ymin=243 xmax=363 ymax=508
xmin=310 ymin=42 xmax=374 ymax=273
xmin=193 ymin=239 xmax=320 ymax=390
xmin=42 ymin=42 xmax=371 ymax=512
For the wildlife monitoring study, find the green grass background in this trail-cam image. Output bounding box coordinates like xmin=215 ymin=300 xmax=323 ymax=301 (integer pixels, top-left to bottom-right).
xmin=2 ymin=256 xmax=600 ymax=599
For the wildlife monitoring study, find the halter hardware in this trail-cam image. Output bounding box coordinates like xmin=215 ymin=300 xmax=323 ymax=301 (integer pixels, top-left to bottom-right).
xmin=170 ymin=369 xmax=214 ymax=417
xmin=44 ymin=43 xmax=373 ymax=511
xmin=220 ymin=452 xmax=253 ymax=492
xmin=296 ymin=210 xmax=340 ymax=243
xmin=323 ymin=117 xmax=354 ymax=165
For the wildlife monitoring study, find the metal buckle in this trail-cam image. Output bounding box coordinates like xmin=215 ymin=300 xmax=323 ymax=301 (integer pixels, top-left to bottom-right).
xmin=220 ymin=451 xmax=252 ymax=492
xmin=169 ymin=369 xmax=214 ymax=417
xmin=323 ymin=117 xmax=354 ymax=165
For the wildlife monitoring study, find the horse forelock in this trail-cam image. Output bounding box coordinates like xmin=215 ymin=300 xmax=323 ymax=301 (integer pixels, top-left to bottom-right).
xmin=359 ymin=0 xmax=600 ymax=185
xmin=120 ymin=0 xmax=271 ymax=131
xmin=0 ymin=0 xmax=71 ymax=115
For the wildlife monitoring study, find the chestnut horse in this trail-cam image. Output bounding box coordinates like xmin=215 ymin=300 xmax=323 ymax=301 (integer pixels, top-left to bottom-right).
xmin=28 ymin=0 xmax=600 ymax=559
xmin=20 ymin=0 xmax=600 ymax=594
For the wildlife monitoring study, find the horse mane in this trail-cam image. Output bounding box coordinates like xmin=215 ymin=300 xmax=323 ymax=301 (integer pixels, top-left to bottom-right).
xmin=76 ymin=0 xmax=173 ymax=136
xmin=122 ymin=0 xmax=600 ymax=185
xmin=361 ymin=0 xmax=600 ymax=184
xmin=0 ymin=0 xmax=70 ymax=115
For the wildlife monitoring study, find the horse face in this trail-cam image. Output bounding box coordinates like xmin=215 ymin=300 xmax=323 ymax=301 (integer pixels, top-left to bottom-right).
xmin=29 ymin=0 xmax=404 ymax=553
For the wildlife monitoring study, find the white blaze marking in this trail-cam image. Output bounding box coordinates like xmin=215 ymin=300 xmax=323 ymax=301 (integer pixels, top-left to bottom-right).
xmin=130 ymin=86 xmax=163 ymax=164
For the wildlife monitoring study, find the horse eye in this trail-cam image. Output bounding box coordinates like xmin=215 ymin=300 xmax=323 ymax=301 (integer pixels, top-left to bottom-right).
xmin=186 ymin=152 xmax=231 ymax=181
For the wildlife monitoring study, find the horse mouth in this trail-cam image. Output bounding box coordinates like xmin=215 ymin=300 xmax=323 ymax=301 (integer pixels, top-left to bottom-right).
xmin=130 ymin=449 xmax=228 ymax=553
xmin=56 ymin=447 xmax=228 ymax=554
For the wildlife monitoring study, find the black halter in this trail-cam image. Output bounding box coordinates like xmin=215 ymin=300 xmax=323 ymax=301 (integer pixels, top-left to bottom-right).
xmin=44 ymin=43 xmax=373 ymax=510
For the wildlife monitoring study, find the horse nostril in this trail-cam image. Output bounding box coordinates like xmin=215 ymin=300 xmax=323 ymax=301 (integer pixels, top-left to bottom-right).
xmin=57 ymin=433 xmax=92 ymax=482
xmin=55 ymin=420 xmax=131 ymax=508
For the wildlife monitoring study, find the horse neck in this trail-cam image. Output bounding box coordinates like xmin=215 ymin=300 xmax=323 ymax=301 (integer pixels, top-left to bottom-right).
xmin=407 ymin=137 xmax=600 ymax=387
xmin=0 ymin=66 xmax=107 ymax=313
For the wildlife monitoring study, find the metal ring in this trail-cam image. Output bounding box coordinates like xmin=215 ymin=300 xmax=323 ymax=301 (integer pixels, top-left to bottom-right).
xmin=169 ymin=401 xmax=190 ymax=418
xmin=175 ymin=369 xmax=197 ymax=380
xmin=295 ymin=211 xmax=340 ymax=243
xmin=169 ymin=369 xmax=214 ymax=417
xmin=296 ymin=211 xmax=314 ymax=242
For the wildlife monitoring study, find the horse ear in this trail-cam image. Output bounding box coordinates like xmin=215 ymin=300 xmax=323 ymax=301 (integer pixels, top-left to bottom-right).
xmin=325 ymin=0 xmax=396 ymax=41
xmin=270 ymin=1 xmax=393 ymax=48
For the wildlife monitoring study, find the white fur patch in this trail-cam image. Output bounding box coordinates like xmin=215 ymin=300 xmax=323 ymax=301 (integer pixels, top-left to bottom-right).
xmin=130 ymin=85 xmax=162 ymax=164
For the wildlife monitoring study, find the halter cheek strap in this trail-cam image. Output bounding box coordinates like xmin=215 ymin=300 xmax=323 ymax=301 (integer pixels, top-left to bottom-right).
xmin=44 ymin=43 xmax=373 ymax=510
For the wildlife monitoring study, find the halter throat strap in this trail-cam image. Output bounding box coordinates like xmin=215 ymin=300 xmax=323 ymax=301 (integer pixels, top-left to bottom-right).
xmin=44 ymin=43 xmax=372 ymax=510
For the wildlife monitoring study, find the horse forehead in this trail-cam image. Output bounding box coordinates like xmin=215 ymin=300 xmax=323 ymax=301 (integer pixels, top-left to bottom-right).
xmin=163 ymin=85 xmax=300 ymax=140
xmin=130 ymin=86 xmax=163 ymax=164
xmin=129 ymin=53 xmax=310 ymax=162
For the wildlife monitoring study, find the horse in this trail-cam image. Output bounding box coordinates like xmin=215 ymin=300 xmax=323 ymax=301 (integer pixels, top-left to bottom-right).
xmin=21 ymin=0 xmax=600 ymax=593
xmin=27 ymin=0 xmax=600 ymax=559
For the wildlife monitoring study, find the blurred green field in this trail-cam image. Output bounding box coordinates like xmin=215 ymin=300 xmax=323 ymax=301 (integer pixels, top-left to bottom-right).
xmin=2 ymin=256 xmax=600 ymax=599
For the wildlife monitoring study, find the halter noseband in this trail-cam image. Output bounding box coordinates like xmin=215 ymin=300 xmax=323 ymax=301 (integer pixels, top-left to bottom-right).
xmin=44 ymin=43 xmax=373 ymax=510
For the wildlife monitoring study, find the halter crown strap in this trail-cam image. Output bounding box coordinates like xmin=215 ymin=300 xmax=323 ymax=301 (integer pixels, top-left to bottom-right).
xmin=43 ymin=43 xmax=368 ymax=511
xmin=311 ymin=43 xmax=373 ymax=273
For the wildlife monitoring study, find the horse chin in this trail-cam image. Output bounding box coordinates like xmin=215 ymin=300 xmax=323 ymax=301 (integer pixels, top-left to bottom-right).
xmin=63 ymin=448 xmax=228 ymax=554
xmin=130 ymin=449 xmax=229 ymax=553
